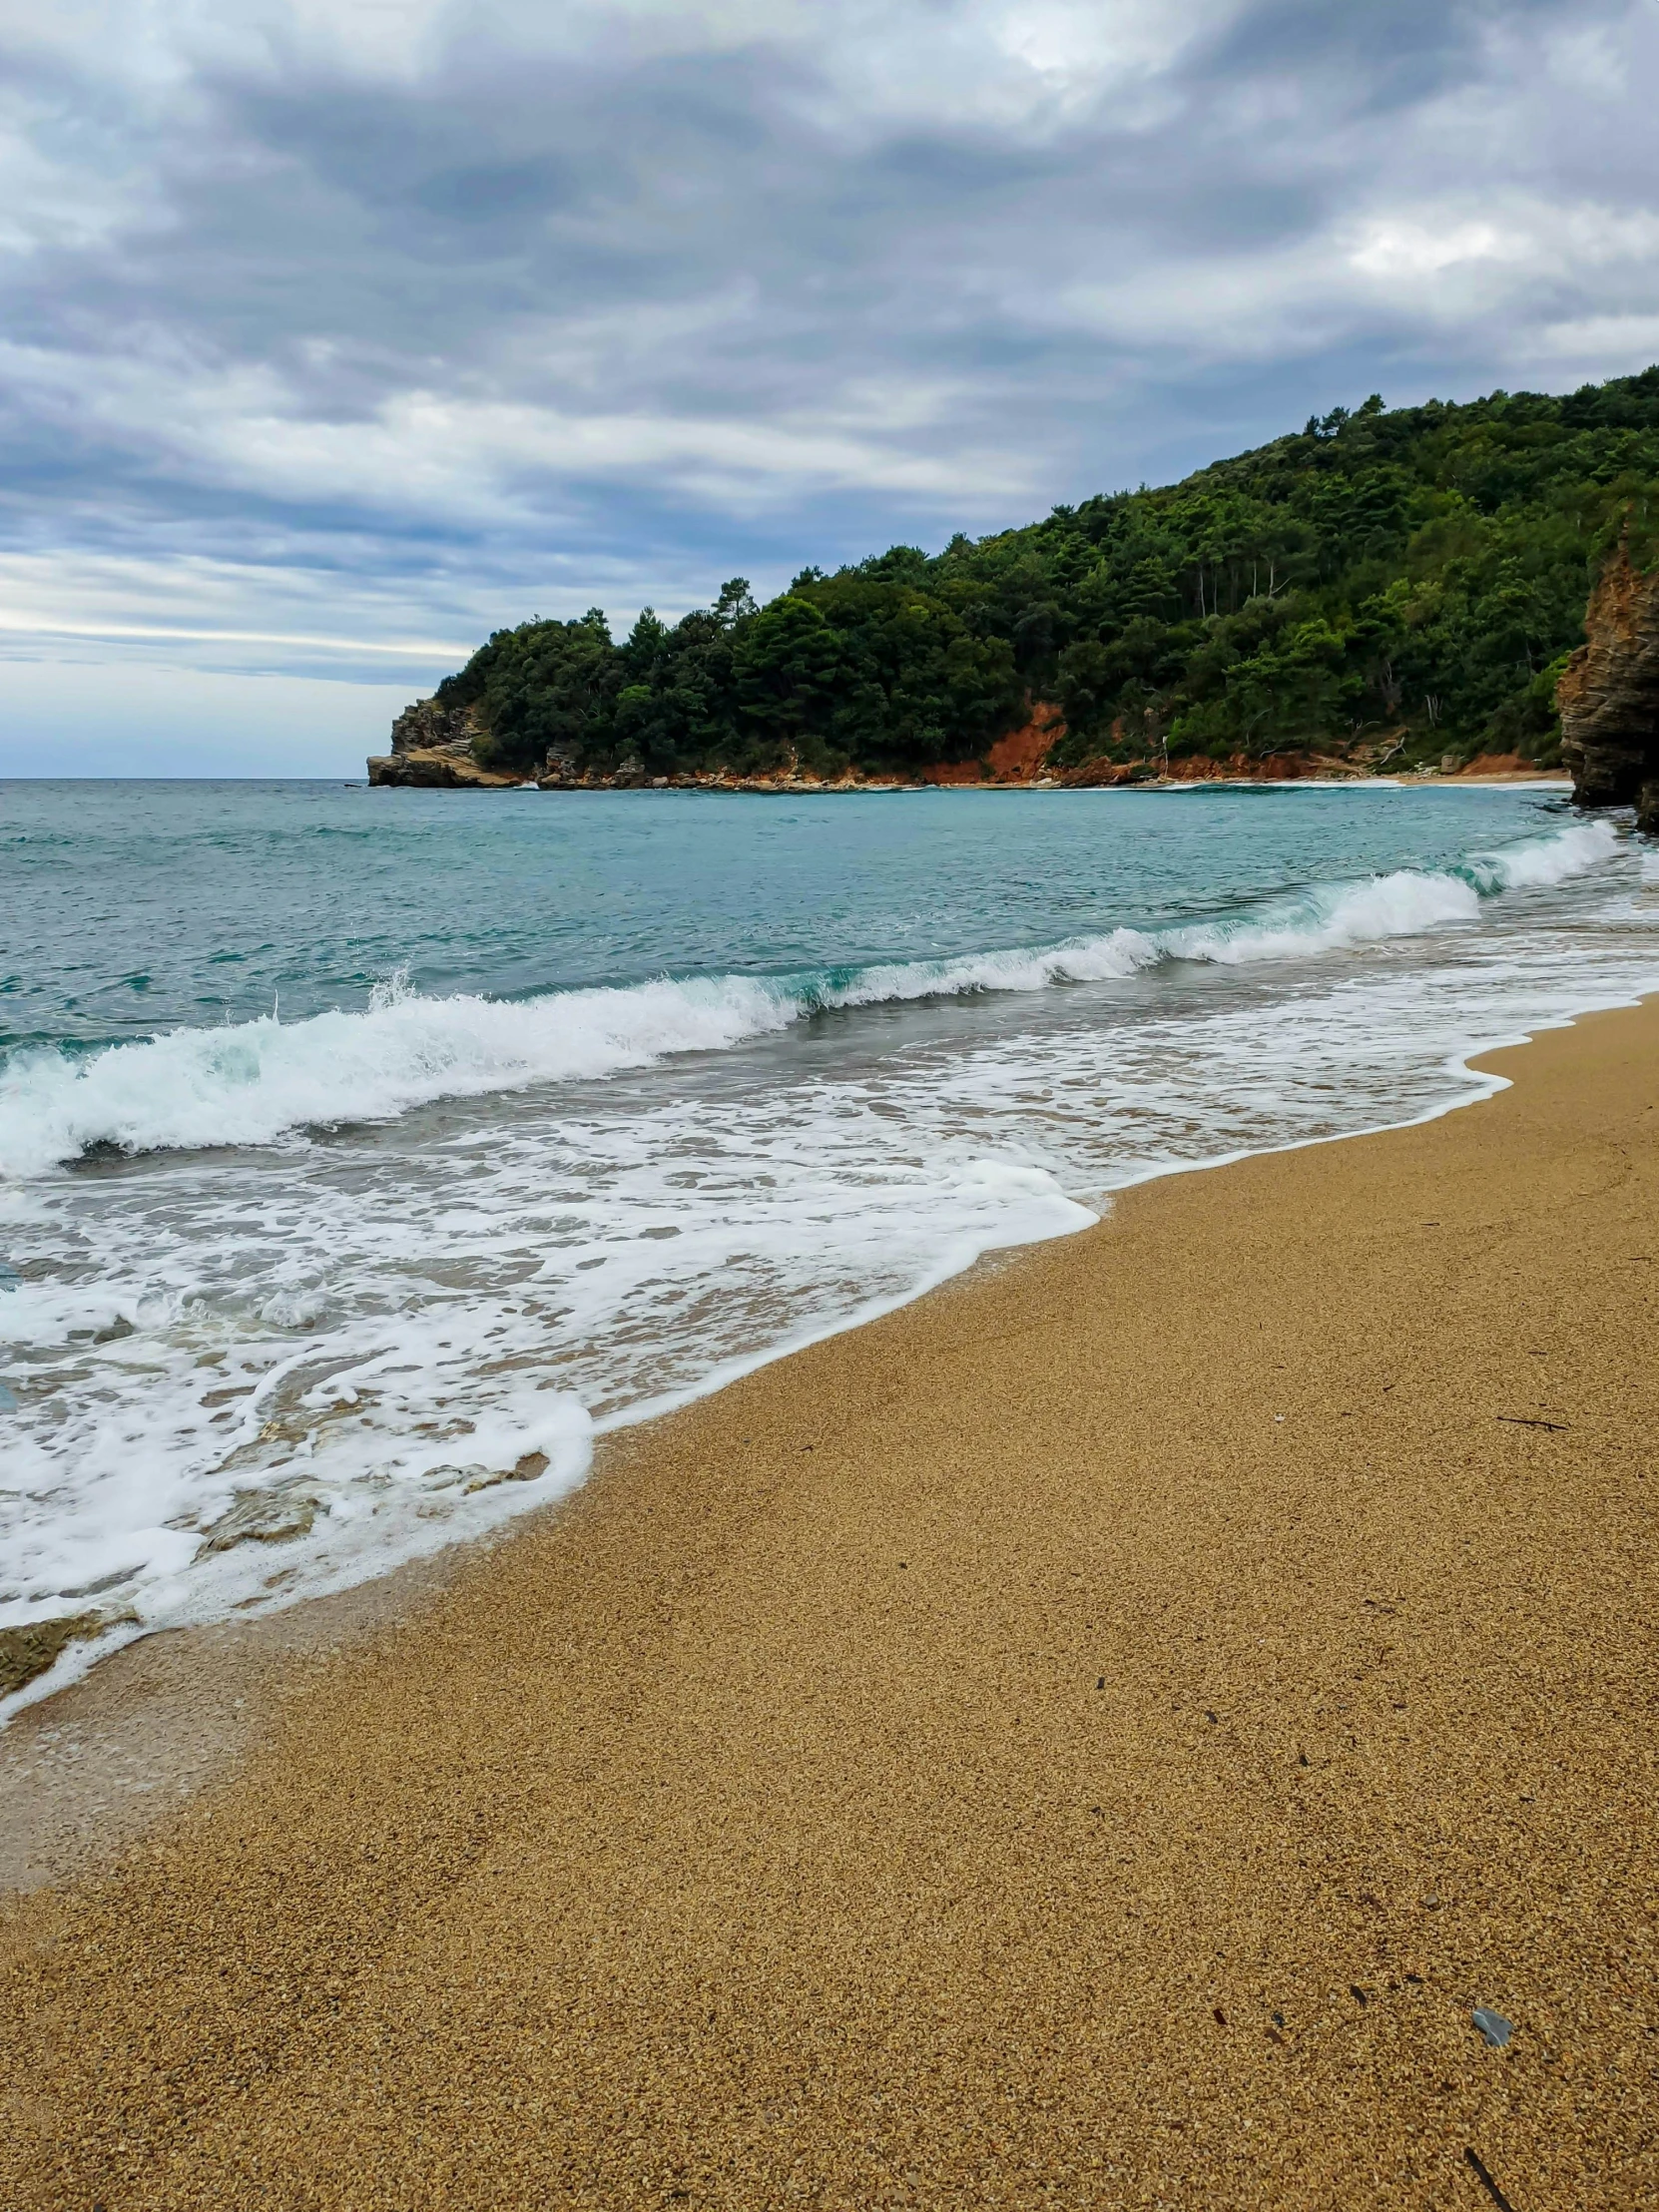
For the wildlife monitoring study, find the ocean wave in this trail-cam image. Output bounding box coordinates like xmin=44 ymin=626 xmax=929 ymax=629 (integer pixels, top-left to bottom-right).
xmin=0 ymin=818 xmax=1618 ymax=1176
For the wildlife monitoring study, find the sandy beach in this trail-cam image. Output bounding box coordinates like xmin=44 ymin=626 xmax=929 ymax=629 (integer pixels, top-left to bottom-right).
xmin=4 ymin=1000 xmax=1658 ymax=2209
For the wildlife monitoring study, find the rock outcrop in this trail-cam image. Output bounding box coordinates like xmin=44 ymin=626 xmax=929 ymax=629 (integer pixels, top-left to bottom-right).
xmin=0 ymin=1612 xmax=101 ymax=1698
xmin=367 ymin=698 xmax=522 ymax=788
xmin=1558 ymin=536 xmax=1659 ymax=829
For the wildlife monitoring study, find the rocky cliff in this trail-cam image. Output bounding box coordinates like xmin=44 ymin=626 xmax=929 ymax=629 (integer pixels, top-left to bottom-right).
xmin=366 ymin=699 xmax=521 ymax=788
xmin=1558 ymin=537 xmax=1659 ymax=829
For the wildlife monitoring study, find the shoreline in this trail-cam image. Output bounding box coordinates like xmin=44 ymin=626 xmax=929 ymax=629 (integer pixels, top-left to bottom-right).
xmin=4 ymin=1000 xmax=1658 ymax=2203
xmin=0 ymin=789 xmax=1614 ymax=1750
xmin=366 ymin=770 xmax=1574 ymax=794
xmin=0 ymin=968 xmax=1624 ymax=1821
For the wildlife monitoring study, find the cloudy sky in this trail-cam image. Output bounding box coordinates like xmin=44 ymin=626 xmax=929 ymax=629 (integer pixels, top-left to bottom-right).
xmin=4 ymin=0 xmax=1659 ymax=773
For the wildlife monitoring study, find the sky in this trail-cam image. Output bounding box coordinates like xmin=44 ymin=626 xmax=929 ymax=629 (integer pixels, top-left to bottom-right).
xmin=3 ymin=0 xmax=1659 ymax=775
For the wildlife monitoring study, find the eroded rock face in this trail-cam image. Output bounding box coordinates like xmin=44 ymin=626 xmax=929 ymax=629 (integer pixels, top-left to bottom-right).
xmin=388 ymin=697 xmax=481 ymax=759
xmin=367 ymin=698 xmax=522 ymax=788
xmin=366 ymin=749 xmax=522 ymax=789
xmin=1558 ymin=539 xmax=1659 ymax=826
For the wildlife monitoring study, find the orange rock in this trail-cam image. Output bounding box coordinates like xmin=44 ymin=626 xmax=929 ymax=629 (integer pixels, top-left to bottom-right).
xmin=921 ymin=702 xmax=1066 ymax=785
xmin=1557 ymin=533 xmax=1659 ymax=820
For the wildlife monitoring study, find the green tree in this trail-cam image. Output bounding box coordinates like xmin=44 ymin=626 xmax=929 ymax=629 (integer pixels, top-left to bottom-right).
xmin=420 ymin=367 xmax=1659 ymax=781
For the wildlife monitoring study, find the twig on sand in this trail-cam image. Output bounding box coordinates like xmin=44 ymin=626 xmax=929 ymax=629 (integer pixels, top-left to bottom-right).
xmin=1464 ymin=2145 xmax=1518 ymax=2210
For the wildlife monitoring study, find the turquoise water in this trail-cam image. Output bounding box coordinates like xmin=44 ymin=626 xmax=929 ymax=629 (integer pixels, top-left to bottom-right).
xmin=2 ymin=777 xmax=1655 ymax=1713
xmin=0 ymin=779 xmax=1607 ymax=1049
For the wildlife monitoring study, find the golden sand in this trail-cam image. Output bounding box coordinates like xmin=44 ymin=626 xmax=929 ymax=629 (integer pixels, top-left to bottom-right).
xmin=4 ymin=1003 xmax=1658 ymax=2208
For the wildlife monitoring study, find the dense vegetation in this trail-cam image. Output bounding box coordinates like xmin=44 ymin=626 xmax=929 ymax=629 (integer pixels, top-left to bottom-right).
xmin=436 ymin=368 xmax=1659 ymax=781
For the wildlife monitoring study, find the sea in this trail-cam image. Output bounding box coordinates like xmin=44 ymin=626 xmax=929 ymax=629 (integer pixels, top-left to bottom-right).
xmin=3 ymin=777 xmax=1656 ymax=1717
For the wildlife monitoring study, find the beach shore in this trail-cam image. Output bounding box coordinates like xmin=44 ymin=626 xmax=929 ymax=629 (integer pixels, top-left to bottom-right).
xmin=4 ymin=1000 xmax=1657 ymax=2209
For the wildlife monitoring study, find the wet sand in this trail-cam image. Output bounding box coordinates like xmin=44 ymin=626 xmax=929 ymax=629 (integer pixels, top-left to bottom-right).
xmin=3 ymin=1002 xmax=1657 ymax=2209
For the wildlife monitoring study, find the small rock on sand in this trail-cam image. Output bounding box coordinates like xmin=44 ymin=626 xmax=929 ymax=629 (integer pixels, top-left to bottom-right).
xmin=0 ymin=1613 xmax=103 ymax=1697
xmin=196 ymin=1486 xmax=321 ymax=1556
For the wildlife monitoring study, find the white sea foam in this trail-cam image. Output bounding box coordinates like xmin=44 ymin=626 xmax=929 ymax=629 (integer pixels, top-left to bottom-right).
xmin=0 ymin=972 xmax=799 ymax=1180
xmin=0 ymin=819 xmax=1618 ymax=1179
xmin=2 ymin=807 xmax=1650 ymax=1722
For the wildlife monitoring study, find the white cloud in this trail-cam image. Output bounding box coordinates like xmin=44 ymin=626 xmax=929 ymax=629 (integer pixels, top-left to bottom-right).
xmin=1527 ymin=310 xmax=1659 ymax=367
xmin=0 ymin=326 xmax=1037 ymax=529
xmin=0 ymin=545 xmax=476 ymax=680
xmin=1055 ymin=183 xmax=1659 ymax=362
xmin=813 ymin=0 xmax=1244 ymax=131
xmin=1351 ymin=201 xmax=1659 ymax=285
xmin=1543 ymin=24 xmax=1629 ymax=97
xmin=0 ymin=0 xmax=1239 ymax=117
xmin=1349 ymin=218 xmax=1534 ymax=283
xmin=2 ymin=0 xmax=1658 ymax=756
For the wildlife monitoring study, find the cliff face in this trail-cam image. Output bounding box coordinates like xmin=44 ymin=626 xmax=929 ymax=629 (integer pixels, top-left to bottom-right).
xmin=367 ymin=699 xmax=521 ymax=788
xmin=1558 ymin=540 xmax=1659 ymax=828
xmin=920 ymin=705 xmax=1065 ymax=785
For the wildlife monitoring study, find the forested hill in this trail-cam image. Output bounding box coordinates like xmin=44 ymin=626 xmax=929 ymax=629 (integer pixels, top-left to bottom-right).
xmin=426 ymin=367 xmax=1659 ymax=784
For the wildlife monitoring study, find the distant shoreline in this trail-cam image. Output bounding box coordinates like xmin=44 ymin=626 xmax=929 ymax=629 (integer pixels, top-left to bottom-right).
xmin=365 ymin=769 xmax=1574 ymax=795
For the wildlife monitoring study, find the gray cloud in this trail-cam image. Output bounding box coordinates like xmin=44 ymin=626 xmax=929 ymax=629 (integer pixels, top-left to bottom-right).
xmin=1 ymin=0 xmax=1656 ymax=765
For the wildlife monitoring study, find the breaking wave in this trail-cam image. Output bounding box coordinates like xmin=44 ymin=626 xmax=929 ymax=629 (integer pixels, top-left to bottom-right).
xmin=0 ymin=817 xmax=1618 ymax=1178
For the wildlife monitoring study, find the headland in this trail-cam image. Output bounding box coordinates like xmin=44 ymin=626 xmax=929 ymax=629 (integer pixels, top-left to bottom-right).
xmin=369 ymin=371 xmax=1659 ymax=808
xmin=366 ymin=693 xmax=1566 ymax=794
